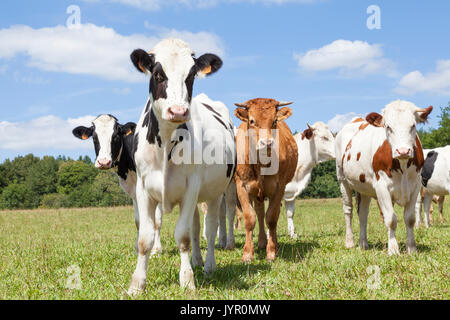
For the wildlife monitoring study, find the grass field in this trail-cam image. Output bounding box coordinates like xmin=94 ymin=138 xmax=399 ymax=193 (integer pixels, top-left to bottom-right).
xmin=0 ymin=198 xmax=448 ymax=300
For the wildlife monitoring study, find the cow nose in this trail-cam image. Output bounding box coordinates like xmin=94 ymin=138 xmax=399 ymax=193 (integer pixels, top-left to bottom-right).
xmin=395 ymin=148 xmax=411 ymax=159
xmin=259 ymin=138 xmax=274 ymax=148
xmin=97 ymin=158 xmax=112 ymax=169
xmin=168 ymin=106 xmax=189 ymax=123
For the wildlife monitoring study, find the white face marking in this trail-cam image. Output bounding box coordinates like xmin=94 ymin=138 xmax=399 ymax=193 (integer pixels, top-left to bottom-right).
xmin=92 ymin=115 xmax=116 ymax=167
xmin=151 ymin=39 xmax=195 ymax=122
xmin=382 ymin=101 xmax=418 ymax=159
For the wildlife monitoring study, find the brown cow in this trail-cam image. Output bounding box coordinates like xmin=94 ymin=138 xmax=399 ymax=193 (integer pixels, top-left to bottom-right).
xmin=234 ymin=98 xmax=298 ymax=262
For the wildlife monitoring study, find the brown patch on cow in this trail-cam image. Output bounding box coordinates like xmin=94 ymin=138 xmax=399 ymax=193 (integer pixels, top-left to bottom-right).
xmin=347 ymin=153 xmax=351 ymax=161
xmin=359 ymin=174 xmax=366 ymax=183
xmin=345 ymin=139 xmax=352 ymax=152
xmin=178 ymin=234 xmax=190 ymax=252
xmin=366 ymin=112 xmax=383 ymax=127
xmin=392 ymin=159 xmax=402 ymax=174
xmin=413 ymin=136 xmax=424 ymax=171
xmin=341 ymin=154 xmax=345 ymax=167
xmin=301 ymin=128 xmax=313 ymax=140
xmin=356 ymin=152 xmax=361 ymax=161
xmin=407 ymin=159 xmax=413 ymax=168
xmin=372 ymin=140 xmax=393 ymax=180
xmin=352 ymin=118 xmax=364 ymax=123
xmin=359 ymin=123 xmax=369 ymax=131
xmin=138 ymin=239 xmax=148 ymax=255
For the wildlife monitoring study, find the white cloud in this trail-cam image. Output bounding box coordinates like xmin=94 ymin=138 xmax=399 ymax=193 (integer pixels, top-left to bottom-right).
xmin=0 ymin=115 xmax=96 ymax=151
xmin=327 ymin=112 xmax=364 ymax=133
xmin=83 ymin=0 xmax=318 ymax=11
xmin=294 ymin=39 xmax=396 ymax=77
xmin=0 ymin=23 xmax=224 ymax=82
xmin=395 ymin=60 xmax=450 ymax=96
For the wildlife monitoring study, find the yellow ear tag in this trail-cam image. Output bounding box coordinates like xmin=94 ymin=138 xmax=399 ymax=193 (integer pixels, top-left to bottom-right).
xmin=202 ymin=65 xmax=212 ymax=75
xmin=81 ymin=134 xmax=89 ymax=140
xmin=126 ymin=129 xmax=133 ymax=136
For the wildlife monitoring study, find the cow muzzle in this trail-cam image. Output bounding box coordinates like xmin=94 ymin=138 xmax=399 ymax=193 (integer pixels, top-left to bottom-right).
xmin=96 ymin=158 xmax=112 ymax=169
xmin=394 ymin=147 xmax=412 ymax=160
xmin=257 ymin=138 xmax=275 ymax=150
xmin=167 ymin=106 xmax=189 ymax=123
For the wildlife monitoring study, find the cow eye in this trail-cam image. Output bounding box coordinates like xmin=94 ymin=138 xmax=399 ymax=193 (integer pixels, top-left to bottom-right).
xmin=322 ymin=136 xmax=329 ymax=141
xmin=155 ymin=73 xmax=165 ymax=82
xmin=410 ymin=124 xmax=416 ymax=131
xmin=249 ymin=119 xmax=255 ymax=126
xmin=272 ymin=120 xmax=277 ymax=128
xmin=386 ymin=126 xmax=393 ymax=133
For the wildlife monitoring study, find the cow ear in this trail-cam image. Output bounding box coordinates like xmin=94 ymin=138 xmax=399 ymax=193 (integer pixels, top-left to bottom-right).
xmin=120 ymin=122 xmax=137 ymax=136
xmin=73 ymin=126 xmax=93 ymax=140
xmin=276 ymin=107 xmax=293 ymax=121
xmin=415 ymin=106 xmax=433 ymax=123
xmin=195 ymin=54 xmax=223 ymax=77
xmin=366 ymin=112 xmax=383 ymax=127
xmin=130 ymin=49 xmax=155 ymax=74
xmin=302 ymin=128 xmax=314 ymax=140
xmin=234 ymin=107 xmax=248 ymax=122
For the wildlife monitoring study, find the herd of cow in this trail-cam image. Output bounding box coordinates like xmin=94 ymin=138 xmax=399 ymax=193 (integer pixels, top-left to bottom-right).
xmin=71 ymin=38 xmax=449 ymax=295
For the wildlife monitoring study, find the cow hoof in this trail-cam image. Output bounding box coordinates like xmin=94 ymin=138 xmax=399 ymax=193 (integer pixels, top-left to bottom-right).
xmin=150 ymin=247 xmax=162 ymax=257
xmin=266 ymin=252 xmax=276 ymax=262
xmin=191 ymin=254 xmax=204 ymax=268
xmin=359 ymin=241 xmax=369 ymax=250
xmin=345 ymin=239 xmax=355 ymax=249
xmin=289 ymin=233 xmax=298 ymax=240
xmin=388 ymin=244 xmax=400 ymax=256
xmin=407 ymin=246 xmax=417 ymax=254
xmin=180 ymin=269 xmax=196 ymax=290
xmin=128 ymin=275 xmax=146 ymax=296
xmin=242 ymin=253 xmax=254 ymax=263
xmin=217 ymin=240 xmax=227 ymax=249
xmin=225 ymin=241 xmax=235 ymax=250
xmin=204 ymin=259 xmax=216 ymax=275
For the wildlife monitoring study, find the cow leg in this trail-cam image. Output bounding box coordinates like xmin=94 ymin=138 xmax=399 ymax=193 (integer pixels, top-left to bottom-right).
xmin=375 ymin=186 xmax=399 ymax=255
xmin=225 ymin=185 xmax=237 ymax=250
xmin=151 ymin=203 xmax=163 ymax=256
xmin=132 ymin=199 xmax=140 ymax=254
xmin=265 ymin=189 xmax=284 ymax=261
xmin=176 ymin=177 xmax=201 ymax=290
xmin=235 ymin=205 xmax=243 ymax=229
xmin=339 ymin=182 xmax=355 ymax=248
xmin=423 ymin=193 xmax=432 ymax=228
xmin=438 ymin=195 xmax=445 ymax=223
xmin=414 ymin=192 xmax=423 ymax=228
xmin=403 ymin=191 xmax=418 ymax=254
xmin=376 ymin=200 xmax=384 ymax=224
xmin=285 ymin=199 xmax=297 ymax=239
xmin=204 ymin=195 xmax=222 ymax=274
xmin=191 ymin=205 xmax=203 ymax=268
xmin=217 ymin=198 xmax=227 ymax=249
xmin=255 ymin=200 xmax=267 ymax=250
xmin=200 ymin=203 xmax=208 ymax=240
xmin=128 ymin=183 xmax=157 ymax=295
xmin=236 ymin=179 xmax=257 ymax=263
xmin=358 ymin=195 xmax=371 ymax=250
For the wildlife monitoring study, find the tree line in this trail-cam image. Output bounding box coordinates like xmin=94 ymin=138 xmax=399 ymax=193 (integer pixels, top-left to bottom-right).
xmin=0 ymin=104 xmax=448 ymax=210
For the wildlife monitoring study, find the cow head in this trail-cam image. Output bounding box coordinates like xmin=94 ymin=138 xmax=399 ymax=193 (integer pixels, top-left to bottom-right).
xmin=131 ymin=38 xmax=222 ymax=125
xmin=234 ymin=98 xmax=293 ymax=151
xmin=301 ymin=122 xmax=335 ymax=162
xmin=72 ymin=114 xmax=136 ymax=169
xmin=366 ymin=100 xmax=432 ymax=160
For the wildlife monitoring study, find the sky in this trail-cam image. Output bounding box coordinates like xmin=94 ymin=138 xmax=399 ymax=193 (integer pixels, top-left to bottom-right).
xmin=0 ymin=0 xmax=449 ymax=161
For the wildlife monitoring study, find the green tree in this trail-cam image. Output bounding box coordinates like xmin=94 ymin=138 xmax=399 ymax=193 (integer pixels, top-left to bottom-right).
xmin=0 ymin=183 xmax=34 ymax=210
xmin=57 ymin=161 xmax=97 ymax=195
xmin=90 ymin=171 xmax=132 ymax=207
xmin=300 ymin=160 xmax=340 ymax=199
xmin=419 ymin=103 xmax=450 ymax=149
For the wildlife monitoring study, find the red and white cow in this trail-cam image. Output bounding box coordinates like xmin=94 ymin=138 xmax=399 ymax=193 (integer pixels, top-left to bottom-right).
xmin=335 ymin=100 xmax=432 ymax=255
xmin=283 ymin=122 xmax=335 ymax=238
xmin=128 ymin=38 xmax=236 ymax=294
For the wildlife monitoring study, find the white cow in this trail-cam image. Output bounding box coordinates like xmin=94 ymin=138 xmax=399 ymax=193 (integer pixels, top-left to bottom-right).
xmin=283 ymin=122 xmax=335 ymax=238
xmin=415 ymin=146 xmax=449 ymax=227
xmin=128 ymin=38 xmax=236 ymax=294
xmin=335 ymin=100 xmax=432 ymax=255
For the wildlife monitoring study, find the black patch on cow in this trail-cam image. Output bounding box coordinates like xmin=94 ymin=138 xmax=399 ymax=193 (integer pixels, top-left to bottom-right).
xmin=226 ymin=163 xmax=233 ymax=178
xmin=421 ymin=151 xmax=438 ymax=187
xmin=142 ymin=108 xmax=161 ymax=147
xmin=144 ymin=99 xmax=151 ymax=113
xmin=149 ymin=62 xmax=168 ymax=100
xmin=117 ymin=132 xmax=137 ymax=180
xmin=132 ymin=132 xmax=139 ymax=158
xmin=168 ymin=123 xmax=189 ymax=161
xmin=185 ymin=67 xmax=196 ymax=103
xmin=130 ymin=49 xmax=155 ymax=73
xmin=213 ymin=115 xmax=228 ymax=130
xmin=202 ymin=103 xmax=222 ymax=118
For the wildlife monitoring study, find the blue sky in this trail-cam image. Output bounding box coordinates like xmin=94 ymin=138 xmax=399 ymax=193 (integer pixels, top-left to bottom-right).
xmin=1 ymin=0 xmax=449 ymax=161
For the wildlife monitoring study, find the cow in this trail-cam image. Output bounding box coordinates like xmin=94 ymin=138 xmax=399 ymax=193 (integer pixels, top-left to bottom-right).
xmin=72 ymin=115 xmax=164 ymax=256
xmin=127 ymin=38 xmax=236 ymax=294
xmin=415 ymin=146 xmax=449 ymax=227
xmin=283 ymin=122 xmax=335 ymax=238
xmin=234 ymin=98 xmax=298 ymax=262
xmin=335 ymin=100 xmax=432 ymax=255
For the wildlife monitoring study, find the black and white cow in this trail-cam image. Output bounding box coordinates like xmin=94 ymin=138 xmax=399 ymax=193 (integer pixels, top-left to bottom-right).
xmin=415 ymin=146 xmax=449 ymax=227
xmin=128 ymin=38 xmax=236 ymax=294
xmin=72 ymin=114 xmax=163 ymax=256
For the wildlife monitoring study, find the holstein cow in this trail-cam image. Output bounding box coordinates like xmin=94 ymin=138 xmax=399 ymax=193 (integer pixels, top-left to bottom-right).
xmin=415 ymin=146 xmax=449 ymax=227
xmin=128 ymin=38 xmax=236 ymax=293
xmin=72 ymin=115 xmax=164 ymax=256
xmin=283 ymin=122 xmax=335 ymax=238
xmin=335 ymin=100 xmax=432 ymax=255
xmin=234 ymin=98 xmax=298 ymax=262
